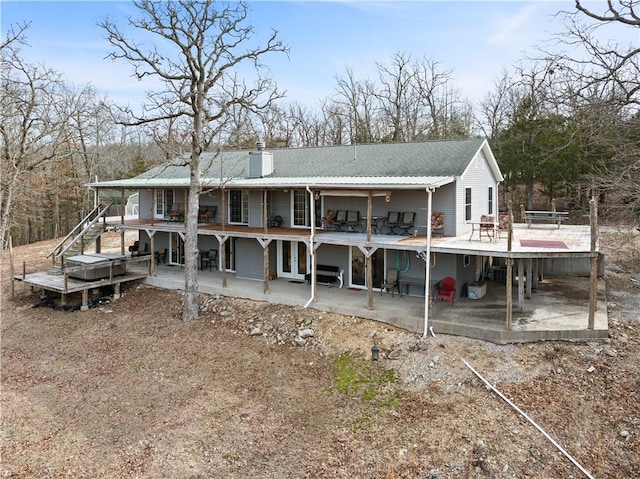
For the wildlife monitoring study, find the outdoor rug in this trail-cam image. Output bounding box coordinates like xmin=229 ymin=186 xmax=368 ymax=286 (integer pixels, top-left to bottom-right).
xmin=520 ymin=239 xmax=568 ymax=249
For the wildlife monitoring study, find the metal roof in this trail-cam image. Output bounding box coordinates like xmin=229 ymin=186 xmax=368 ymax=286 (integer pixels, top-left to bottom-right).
xmin=89 ymin=138 xmax=496 ymax=189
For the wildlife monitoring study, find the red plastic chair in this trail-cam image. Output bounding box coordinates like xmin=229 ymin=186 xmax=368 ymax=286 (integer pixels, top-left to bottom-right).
xmin=436 ymin=277 xmax=456 ymax=305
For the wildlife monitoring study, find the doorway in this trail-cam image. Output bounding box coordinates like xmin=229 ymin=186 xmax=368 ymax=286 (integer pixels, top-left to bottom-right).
xmin=169 ymin=232 xmax=184 ymax=265
xmin=277 ymin=240 xmax=308 ymax=281
xmin=350 ymin=246 xmax=385 ymax=290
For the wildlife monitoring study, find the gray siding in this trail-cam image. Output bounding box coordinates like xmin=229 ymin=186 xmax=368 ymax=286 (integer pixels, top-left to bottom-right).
xmin=457 ymin=149 xmax=501 ymax=236
xmin=234 ymin=238 xmax=264 ymax=280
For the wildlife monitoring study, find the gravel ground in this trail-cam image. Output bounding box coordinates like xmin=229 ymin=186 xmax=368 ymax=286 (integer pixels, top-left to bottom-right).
xmin=1 ymin=229 xmax=638 ymax=478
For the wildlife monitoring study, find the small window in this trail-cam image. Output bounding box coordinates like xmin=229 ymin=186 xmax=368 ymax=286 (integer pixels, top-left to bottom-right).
xmin=465 ymin=188 xmax=472 ymax=221
xmin=488 ymin=186 xmax=494 ymax=215
xmin=464 ymin=255 xmax=471 ymax=267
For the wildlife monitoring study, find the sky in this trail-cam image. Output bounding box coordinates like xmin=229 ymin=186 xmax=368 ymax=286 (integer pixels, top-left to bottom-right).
xmin=2 ymin=1 xmax=639 ymax=111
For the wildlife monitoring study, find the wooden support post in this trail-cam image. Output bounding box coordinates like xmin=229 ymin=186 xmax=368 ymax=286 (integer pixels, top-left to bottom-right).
xmin=532 ymin=259 xmax=539 ymax=289
xmin=518 ymin=258 xmax=525 ymax=310
xmin=263 ymin=190 xmax=268 ymax=234
xmin=221 ymin=241 xmax=227 ymax=288
xmin=81 ymin=289 xmax=89 ymax=311
xmin=506 ymin=202 xmax=513 ymax=330
xmin=366 ymin=253 xmax=373 ymax=310
xmin=506 ymin=258 xmax=513 ymax=330
xmin=588 ymin=197 xmax=598 ymax=329
xmin=9 ymin=237 xmax=15 ymax=300
xmin=61 ymin=293 xmax=67 ymax=306
xmin=263 ymin=244 xmax=270 ymax=294
xmin=113 ymin=282 xmax=121 ymax=300
xmin=526 ymin=258 xmax=533 ymax=299
xmin=366 ymin=191 xmax=372 ymax=242
xmin=150 ymin=236 xmax=156 ymax=277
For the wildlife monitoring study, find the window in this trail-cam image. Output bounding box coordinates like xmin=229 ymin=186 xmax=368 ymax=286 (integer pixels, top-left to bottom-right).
xmin=488 ymin=186 xmax=494 ymax=215
xmin=229 ymin=190 xmax=249 ymax=224
xmin=465 ymin=187 xmax=472 ymax=221
xmin=155 ymin=189 xmax=175 ymax=218
xmin=463 ymin=255 xmax=471 ymax=267
xmin=292 ymin=190 xmax=309 ymax=227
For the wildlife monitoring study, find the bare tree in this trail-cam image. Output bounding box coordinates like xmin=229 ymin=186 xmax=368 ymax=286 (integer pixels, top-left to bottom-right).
xmin=0 ymin=28 xmax=70 ymax=253
xmin=100 ymin=0 xmax=287 ymax=321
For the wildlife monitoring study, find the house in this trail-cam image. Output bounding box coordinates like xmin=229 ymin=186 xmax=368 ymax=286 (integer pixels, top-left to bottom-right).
xmin=29 ymin=138 xmax=606 ymax=343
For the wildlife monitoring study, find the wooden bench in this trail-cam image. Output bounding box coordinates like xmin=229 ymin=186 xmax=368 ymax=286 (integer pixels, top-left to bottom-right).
xmin=524 ymin=210 xmax=568 ymax=228
xmin=305 ymin=264 xmax=344 ymax=288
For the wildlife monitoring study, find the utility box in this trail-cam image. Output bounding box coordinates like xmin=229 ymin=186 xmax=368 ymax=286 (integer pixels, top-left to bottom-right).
xmin=468 ymin=280 xmax=486 ymax=300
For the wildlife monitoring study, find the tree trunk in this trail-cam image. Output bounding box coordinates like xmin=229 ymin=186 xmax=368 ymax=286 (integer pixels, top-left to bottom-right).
xmin=182 ymin=123 xmax=203 ymax=321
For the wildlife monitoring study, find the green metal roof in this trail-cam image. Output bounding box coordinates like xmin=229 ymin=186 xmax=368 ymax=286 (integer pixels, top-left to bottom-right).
xmin=90 ymin=138 xmax=495 ymax=188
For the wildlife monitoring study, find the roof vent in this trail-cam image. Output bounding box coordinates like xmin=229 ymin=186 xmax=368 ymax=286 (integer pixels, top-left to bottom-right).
xmin=256 ymin=140 xmax=266 ymax=151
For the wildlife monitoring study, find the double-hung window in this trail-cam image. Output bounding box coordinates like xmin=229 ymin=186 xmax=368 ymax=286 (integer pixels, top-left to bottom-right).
xmin=488 ymin=186 xmax=494 ymax=215
xmin=465 ymin=188 xmax=472 ymax=221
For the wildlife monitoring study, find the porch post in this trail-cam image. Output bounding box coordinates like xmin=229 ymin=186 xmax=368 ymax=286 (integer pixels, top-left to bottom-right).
xmin=121 ymin=189 xmax=126 ymax=256
xmin=366 ymin=191 xmax=373 ymax=310
xmin=506 ymin=202 xmax=513 ymax=331
xmin=526 ymin=258 xmax=533 ymax=298
xmin=518 ymin=259 xmax=525 ymax=310
xmin=263 ymin=190 xmax=269 ymax=294
xmin=423 ymin=188 xmax=433 ymax=338
xmin=588 ymin=197 xmax=598 ymax=329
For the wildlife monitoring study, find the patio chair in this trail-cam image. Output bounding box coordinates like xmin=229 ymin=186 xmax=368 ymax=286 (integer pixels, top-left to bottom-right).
xmin=396 ymin=212 xmax=416 ymax=235
xmin=435 ymin=276 xmax=456 ymax=305
xmin=431 ymin=212 xmax=445 ymax=237
xmin=381 ymin=211 xmax=401 ymax=234
xmin=345 ymin=210 xmax=361 ymax=232
xmin=199 ymin=249 xmax=218 ymax=271
xmin=497 ymin=214 xmax=509 ymax=239
xmin=198 ymin=206 xmax=217 ymax=223
xmin=268 ymin=215 xmax=283 ymax=227
xmin=155 ymin=247 xmax=167 ymax=265
xmin=321 ymin=209 xmax=337 ymax=229
xmin=128 ymin=240 xmax=140 ymax=256
xmin=380 ymin=268 xmax=399 ymax=297
xmin=334 ymin=210 xmax=348 ymax=231
xmin=479 ymin=215 xmax=496 ymax=241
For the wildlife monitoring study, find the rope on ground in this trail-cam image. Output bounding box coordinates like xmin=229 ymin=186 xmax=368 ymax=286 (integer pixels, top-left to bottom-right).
xmin=462 ymin=359 xmax=595 ymax=479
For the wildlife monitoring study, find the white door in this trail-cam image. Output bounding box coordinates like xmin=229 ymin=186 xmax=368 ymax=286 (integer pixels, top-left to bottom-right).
xmin=277 ymin=240 xmax=308 ymax=281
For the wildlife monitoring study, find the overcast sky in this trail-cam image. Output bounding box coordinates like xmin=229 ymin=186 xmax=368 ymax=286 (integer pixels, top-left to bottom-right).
xmin=2 ymin=1 xmax=639 ymax=110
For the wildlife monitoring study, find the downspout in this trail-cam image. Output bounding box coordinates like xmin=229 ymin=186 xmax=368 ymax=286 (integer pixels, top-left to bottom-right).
xmin=423 ymin=187 xmax=434 ymax=338
xmin=304 ymin=186 xmax=316 ymax=308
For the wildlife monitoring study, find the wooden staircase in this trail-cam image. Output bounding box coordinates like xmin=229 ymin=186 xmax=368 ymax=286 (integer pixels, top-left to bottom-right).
xmin=47 ymin=204 xmax=112 ymax=267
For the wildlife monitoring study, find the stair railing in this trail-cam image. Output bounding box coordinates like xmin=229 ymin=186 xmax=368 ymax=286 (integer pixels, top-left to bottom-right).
xmin=47 ymin=204 xmax=112 ymax=265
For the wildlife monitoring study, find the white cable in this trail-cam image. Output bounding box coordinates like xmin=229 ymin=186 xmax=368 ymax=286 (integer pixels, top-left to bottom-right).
xmin=463 ymin=359 xmax=595 ymax=479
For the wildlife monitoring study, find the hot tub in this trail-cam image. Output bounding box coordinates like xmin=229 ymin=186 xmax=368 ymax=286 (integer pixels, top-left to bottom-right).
xmin=66 ymin=253 xmax=126 ymax=281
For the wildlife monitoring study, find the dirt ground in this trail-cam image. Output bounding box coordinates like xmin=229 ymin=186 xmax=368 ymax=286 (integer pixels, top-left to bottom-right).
xmin=1 ymin=229 xmax=639 ymax=479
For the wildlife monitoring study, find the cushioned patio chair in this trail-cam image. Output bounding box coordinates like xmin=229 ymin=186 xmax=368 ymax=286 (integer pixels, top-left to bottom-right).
xmin=431 ymin=212 xmax=445 ymax=237
xmin=435 ymin=276 xmax=456 ymax=305
xmin=321 ymin=210 xmax=337 ymax=229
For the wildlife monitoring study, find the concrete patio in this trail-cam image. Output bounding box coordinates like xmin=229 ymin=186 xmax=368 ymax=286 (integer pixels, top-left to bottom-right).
xmin=137 ymin=261 xmax=608 ymax=344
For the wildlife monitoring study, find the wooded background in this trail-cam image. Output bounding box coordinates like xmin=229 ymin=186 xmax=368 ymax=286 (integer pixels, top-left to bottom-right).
xmin=2 ymin=2 xmax=639 ymax=249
